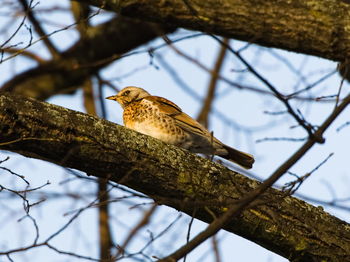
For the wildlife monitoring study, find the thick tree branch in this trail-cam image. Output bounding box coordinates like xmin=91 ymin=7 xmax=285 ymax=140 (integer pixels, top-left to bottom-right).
xmin=0 ymin=92 xmax=350 ymax=261
xmin=81 ymin=0 xmax=350 ymax=62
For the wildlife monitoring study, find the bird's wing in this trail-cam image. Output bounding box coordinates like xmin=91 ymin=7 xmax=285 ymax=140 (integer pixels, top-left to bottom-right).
xmin=145 ymin=96 xmax=183 ymax=114
xmin=145 ymin=96 xmax=221 ymax=143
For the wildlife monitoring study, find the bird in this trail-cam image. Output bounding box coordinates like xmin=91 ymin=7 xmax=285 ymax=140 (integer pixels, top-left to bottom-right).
xmin=106 ymin=86 xmax=254 ymax=169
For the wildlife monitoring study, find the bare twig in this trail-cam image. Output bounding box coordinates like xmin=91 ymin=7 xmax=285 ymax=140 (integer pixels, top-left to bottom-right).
xmin=211 ymin=36 xmax=321 ymax=141
xmin=163 ymin=36 xmax=331 ymax=103
xmin=114 ymin=204 xmax=157 ymax=259
xmin=0 ymin=158 xmax=29 ymax=185
xmin=287 ymin=70 xmax=337 ymax=98
xmin=337 ymin=121 xmax=350 ymax=132
xmin=183 ymin=214 xmax=195 ymax=262
xmin=256 ymin=137 xmax=307 ymax=143
xmin=2 ymin=47 xmax=45 ymax=63
xmin=0 ymin=5 xmax=103 ymax=64
xmin=335 ymin=76 xmax=346 ymax=108
xmin=282 ymin=153 xmax=334 ymax=194
xmin=0 ymin=0 xmax=34 ymax=49
xmin=18 ymin=0 xmax=60 ymax=58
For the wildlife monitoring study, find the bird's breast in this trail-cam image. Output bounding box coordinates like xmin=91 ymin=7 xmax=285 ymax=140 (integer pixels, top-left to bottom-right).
xmin=123 ymin=101 xmax=187 ymax=145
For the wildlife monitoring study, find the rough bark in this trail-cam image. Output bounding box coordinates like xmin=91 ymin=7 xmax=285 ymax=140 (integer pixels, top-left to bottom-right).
xmin=1 ymin=16 xmax=175 ymax=99
xmin=82 ymin=0 xmax=350 ymax=62
xmin=0 ymin=92 xmax=349 ymax=262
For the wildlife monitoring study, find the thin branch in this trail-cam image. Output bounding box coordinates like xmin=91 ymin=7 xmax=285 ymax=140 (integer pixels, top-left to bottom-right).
xmin=18 ymin=0 xmax=60 ymax=58
xmin=0 ymin=0 xmax=33 ymax=49
xmin=183 ymin=213 xmax=195 ymax=262
xmin=163 ymin=36 xmax=331 ymax=103
xmin=0 ymin=4 xmax=103 ymax=64
xmin=282 ymin=153 xmax=334 ymax=194
xmin=0 ymin=158 xmax=30 ymax=185
xmin=287 ymin=70 xmax=337 ymax=98
xmin=211 ymin=36 xmax=320 ymax=141
xmin=114 ymin=204 xmax=157 ymax=259
xmin=256 ymin=137 xmax=307 ymax=143
xmin=2 ymin=47 xmax=45 ymax=63
xmin=197 ymin=38 xmax=229 ymax=128
xmin=337 ymin=121 xmax=350 ymax=131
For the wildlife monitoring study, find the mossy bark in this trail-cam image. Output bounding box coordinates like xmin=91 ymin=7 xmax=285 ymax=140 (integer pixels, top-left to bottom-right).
xmin=0 ymin=92 xmax=349 ymax=261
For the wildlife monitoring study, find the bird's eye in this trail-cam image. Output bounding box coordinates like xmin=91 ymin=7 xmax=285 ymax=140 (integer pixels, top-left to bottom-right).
xmin=123 ymin=90 xmax=130 ymax=96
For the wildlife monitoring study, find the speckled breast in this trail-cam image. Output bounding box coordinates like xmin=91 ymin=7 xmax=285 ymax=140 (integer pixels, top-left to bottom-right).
xmin=123 ymin=99 xmax=187 ymax=146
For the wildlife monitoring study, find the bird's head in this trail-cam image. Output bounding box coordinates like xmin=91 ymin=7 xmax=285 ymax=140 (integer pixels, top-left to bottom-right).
xmin=106 ymin=86 xmax=150 ymax=108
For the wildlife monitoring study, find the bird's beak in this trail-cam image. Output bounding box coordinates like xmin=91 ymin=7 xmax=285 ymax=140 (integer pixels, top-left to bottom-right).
xmin=106 ymin=95 xmax=118 ymax=101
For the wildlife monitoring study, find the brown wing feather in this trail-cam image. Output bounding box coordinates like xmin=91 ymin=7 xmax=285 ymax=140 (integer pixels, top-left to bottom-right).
xmin=145 ymin=96 xmax=183 ymax=114
xmin=146 ymin=96 xmax=214 ymax=139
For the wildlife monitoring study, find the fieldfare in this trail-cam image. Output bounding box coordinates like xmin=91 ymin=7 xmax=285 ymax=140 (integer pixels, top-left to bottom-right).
xmin=106 ymin=86 xmax=254 ymax=169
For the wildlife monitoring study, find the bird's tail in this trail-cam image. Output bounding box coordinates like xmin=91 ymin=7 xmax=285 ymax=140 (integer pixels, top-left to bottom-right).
xmin=221 ymin=145 xmax=254 ymax=169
